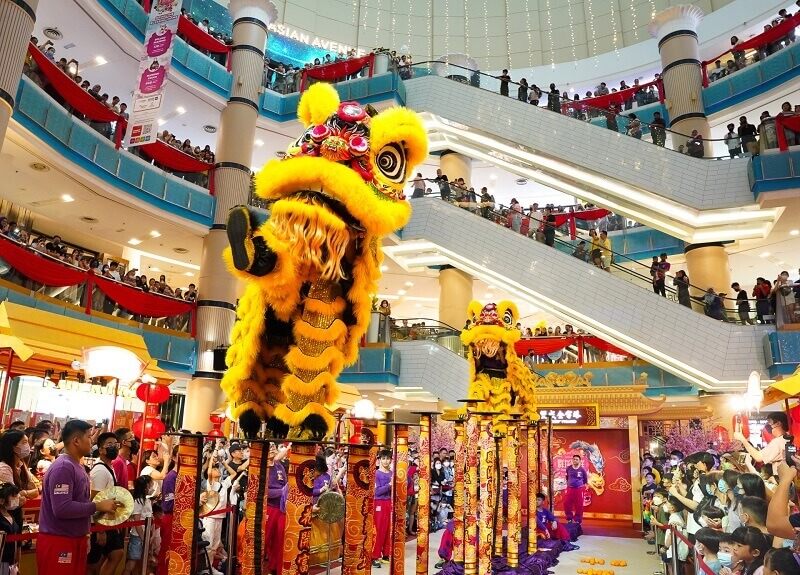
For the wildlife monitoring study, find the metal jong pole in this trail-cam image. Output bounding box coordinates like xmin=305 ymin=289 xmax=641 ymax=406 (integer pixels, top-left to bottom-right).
xmin=670 ymin=526 xmax=678 ymax=575
xmin=140 ymin=516 xmax=153 ymax=575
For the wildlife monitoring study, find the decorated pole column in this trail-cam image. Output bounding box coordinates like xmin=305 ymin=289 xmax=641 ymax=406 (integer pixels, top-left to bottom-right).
xmin=460 ymin=400 xmax=480 ymax=575
xmin=412 ymin=412 xmax=439 ymax=575
xmin=384 ymin=422 xmax=410 ymax=575
xmin=494 ymin=432 xmax=505 ymax=558
xmin=241 ymin=440 xmax=269 ymax=575
xmin=343 ymin=419 xmax=379 ymax=575
xmin=451 ymin=418 xmax=466 ymax=565
xmin=476 ymin=412 xmax=497 ymax=575
xmin=283 ymin=442 xmax=317 ymax=575
xmin=506 ymin=419 xmax=522 ymax=568
xmin=527 ymin=423 xmax=538 ymax=555
xmin=165 ymin=433 xmax=203 ymax=575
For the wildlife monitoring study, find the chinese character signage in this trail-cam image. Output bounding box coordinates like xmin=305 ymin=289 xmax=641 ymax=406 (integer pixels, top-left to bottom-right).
xmin=537 ymin=405 xmax=599 ymax=429
xmin=125 ymin=0 xmax=183 ymax=147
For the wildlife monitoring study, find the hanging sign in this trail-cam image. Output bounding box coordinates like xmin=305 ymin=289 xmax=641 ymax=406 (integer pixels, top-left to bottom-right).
xmin=125 ymin=0 xmax=183 ymax=147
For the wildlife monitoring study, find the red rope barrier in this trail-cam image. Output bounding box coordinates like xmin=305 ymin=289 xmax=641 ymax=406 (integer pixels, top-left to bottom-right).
xmin=199 ymin=505 xmax=234 ymax=519
xmin=665 ymin=524 xmax=717 ymax=575
xmin=5 ymin=519 xmax=147 ymax=542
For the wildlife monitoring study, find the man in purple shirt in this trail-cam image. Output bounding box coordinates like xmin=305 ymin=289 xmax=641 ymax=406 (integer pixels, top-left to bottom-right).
xmin=563 ymin=454 xmax=588 ymax=523
xmin=37 ymin=420 xmax=118 ymax=575
xmin=265 ymin=442 xmax=288 ymax=574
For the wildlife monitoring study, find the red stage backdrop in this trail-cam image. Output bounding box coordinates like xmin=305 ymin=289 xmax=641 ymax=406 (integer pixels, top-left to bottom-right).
xmin=550 ymin=429 xmax=632 ymax=521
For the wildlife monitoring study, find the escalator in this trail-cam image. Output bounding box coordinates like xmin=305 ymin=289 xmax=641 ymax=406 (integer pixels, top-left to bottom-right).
xmin=403 ymin=73 xmax=781 ymax=244
xmin=387 ymin=197 xmax=772 ymax=390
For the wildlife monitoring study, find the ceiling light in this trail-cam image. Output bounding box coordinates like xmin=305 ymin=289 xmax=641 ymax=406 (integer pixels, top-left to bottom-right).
xmin=380 ymin=265 xmax=389 ymax=271
xmin=184 ymin=271 xmax=194 ymax=277
xmin=404 ymin=281 xmax=414 ymax=287
xmin=397 ymin=289 xmax=407 ymax=295
xmin=254 ymin=139 xmax=264 ymax=147
xmin=176 ymin=106 xmax=186 ymax=115
xmin=203 ymin=125 xmax=217 ymax=133
xmin=489 ymin=174 xmax=497 ymax=181
xmin=791 ymin=230 xmax=800 ymax=236
xmin=778 ymin=261 xmax=786 ymax=265
xmin=94 ymin=56 xmax=107 ymax=65
xmin=485 ymin=293 xmax=493 ymax=298
xmin=150 ymin=230 xmax=161 ymax=238
xmin=157 ymin=119 xmax=166 ymax=126
xmin=29 ymin=162 xmax=50 ymax=172
xmin=128 ymin=238 xmax=142 ymax=245
xmin=61 ymin=194 xmax=74 ymax=202
xmin=414 ymin=303 xmax=422 ymax=308
xmin=150 ymin=267 xmax=160 ymax=272
xmin=760 ymin=252 xmax=771 ymax=258
xmin=173 ymin=247 xmax=189 ymax=254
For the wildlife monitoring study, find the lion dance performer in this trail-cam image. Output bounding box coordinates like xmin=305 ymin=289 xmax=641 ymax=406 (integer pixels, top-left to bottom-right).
xmin=460 ymin=300 xmax=539 ymax=431
xmin=221 ymin=83 xmax=428 ymax=440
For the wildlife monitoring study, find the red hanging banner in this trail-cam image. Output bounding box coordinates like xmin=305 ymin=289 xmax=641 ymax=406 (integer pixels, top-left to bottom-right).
xmin=0 ymin=237 xmax=87 ymax=287
xmin=26 ymin=43 xmax=123 ymax=124
xmin=300 ymin=53 xmax=375 ymax=91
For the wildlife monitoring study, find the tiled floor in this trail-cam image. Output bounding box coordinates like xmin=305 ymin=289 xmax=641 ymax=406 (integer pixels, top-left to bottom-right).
xmin=312 ymin=529 xmax=663 ymax=574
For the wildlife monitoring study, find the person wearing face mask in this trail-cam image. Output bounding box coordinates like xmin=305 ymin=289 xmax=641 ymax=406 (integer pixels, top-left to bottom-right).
xmin=663 ymin=495 xmax=689 ymax=574
xmin=113 ymin=428 xmax=136 ymax=489
xmin=139 ymin=437 xmax=173 ymax=498
xmin=717 ymin=535 xmax=736 ymax=572
xmin=0 ymin=430 xmax=38 ymax=535
xmin=738 ymin=496 xmax=772 ymax=539
xmin=669 ymin=452 xmax=716 ymax=542
xmin=723 ymin=525 xmax=771 ymax=575
xmin=648 ymin=490 xmax=670 ymax=556
xmin=122 ymin=475 xmax=154 ymax=575
xmin=0 ymin=482 xmax=21 ymax=575
xmin=695 ymin=527 xmax=725 ymax=574
xmin=734 ymin=412 xmax=791 ymax=466
xmin=715 ymin=469 xmax=742 ymax=532
xmin=87 ymin=433 xmax=125 ymax=575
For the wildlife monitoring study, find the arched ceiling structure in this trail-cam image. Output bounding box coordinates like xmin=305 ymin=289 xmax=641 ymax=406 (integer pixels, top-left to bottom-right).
xmin=204 ymin=0 xmax=737 ymax=69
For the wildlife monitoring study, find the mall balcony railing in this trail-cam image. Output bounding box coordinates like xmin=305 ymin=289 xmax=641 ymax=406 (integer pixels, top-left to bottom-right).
xmin=13 ymin=76 xmax=215 ymax=227
xmin=0 ymin=235 xmax=197 ymax=337
xmin=389 ymin=317 xmax=466 ymax=356
xmin=417 ymin=190 xmax=772 ymax=326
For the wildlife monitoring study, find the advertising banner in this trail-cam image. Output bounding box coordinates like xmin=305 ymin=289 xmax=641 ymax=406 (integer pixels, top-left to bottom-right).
xmin=125 ymin=0 xmax=183 ymax=147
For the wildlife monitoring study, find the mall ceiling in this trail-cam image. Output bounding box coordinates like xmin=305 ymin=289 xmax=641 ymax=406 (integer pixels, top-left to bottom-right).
xmin=204 ymin=0 xmax=737 ymax=70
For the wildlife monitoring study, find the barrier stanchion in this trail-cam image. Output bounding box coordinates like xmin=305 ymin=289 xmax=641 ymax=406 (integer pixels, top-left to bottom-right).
xmin=226 ymin=507 xmax=238 ymax=575
xmin=140 ymin=516 xmax=153 ymax=575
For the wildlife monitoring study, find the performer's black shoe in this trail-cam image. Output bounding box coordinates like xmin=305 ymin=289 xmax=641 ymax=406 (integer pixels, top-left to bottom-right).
xmin=227 ymin=206 xmax=255 ymax=272
xmin=371 ymin=560 xmax=382 ymax=568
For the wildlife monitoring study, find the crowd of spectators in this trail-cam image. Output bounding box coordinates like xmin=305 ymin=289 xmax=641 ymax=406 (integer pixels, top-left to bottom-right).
xmin=22 ymin=38 xmax=214 ymax=190
xmin=639 ymin=413 xmax=800 ymax=575
xmin=25 ymin=38 xmax=129 ymax=142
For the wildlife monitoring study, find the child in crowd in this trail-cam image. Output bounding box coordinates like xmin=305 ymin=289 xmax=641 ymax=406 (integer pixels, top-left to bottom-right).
xmin=123 ymin=475 xmax=154 ymax=575
xmin=722 ymin=526 xmax=771 ymax=575
xmin=372 ymin=449 xmax=393 ymax=568
xmin=0 ymin=483 xmax=21 ymax=575
xmin=763 ymin=548 xmax=800 ymax=575
xmin=695 ymin=527 xmax=725 ymax=575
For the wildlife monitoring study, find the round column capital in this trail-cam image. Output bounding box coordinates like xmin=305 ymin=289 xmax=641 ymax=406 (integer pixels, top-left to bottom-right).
xmin=228 ymin=0 xmax=278 ymax=26
xmin=648 ymin=5 xmax=704 ymax=40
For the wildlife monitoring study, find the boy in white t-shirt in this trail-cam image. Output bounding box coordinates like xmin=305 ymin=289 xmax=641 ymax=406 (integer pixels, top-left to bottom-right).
xmin=200 ymin=456 xmax=233 ymax=575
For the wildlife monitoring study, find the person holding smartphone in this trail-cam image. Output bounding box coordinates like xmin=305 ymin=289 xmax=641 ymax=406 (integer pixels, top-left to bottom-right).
xmin=733 ymin=412 xmax=790 ymax=466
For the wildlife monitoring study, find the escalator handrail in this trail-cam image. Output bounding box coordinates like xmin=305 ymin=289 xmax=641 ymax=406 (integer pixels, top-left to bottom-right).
xmin=438 ymin=196 xmax=760 ymax=313
xmin=409 ymin=61 xmax=733 ymax=153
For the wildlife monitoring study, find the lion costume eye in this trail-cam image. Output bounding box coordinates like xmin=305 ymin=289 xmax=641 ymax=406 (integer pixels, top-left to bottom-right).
xmin=503 ymin=309 xmax=514 ymax=326
xmin=375 ymin=143 xmax=406 ymax=183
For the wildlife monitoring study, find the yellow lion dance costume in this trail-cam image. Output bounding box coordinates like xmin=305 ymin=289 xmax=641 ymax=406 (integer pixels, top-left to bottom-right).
xmin=461 ymin=301 xmax=539 ymax=432
xmin=222 ymin=83 xmax=427 ymax=439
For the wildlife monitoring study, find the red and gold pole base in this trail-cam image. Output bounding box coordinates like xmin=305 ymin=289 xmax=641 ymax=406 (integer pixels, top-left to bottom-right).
xmin=343 ymin=419 xmax=379 ymax=575
xmin=459 ymin=399 xmax=480 ymax=575
xmin=165 ymin=434 xmax=203 ymax=575
xmin=283 ymin=441 xmax=317 ymax=575
xmin=505 ymin=418 xmax=522 ymax=568
xmin=527 ymin=423 xmax=538 ymax=555
xmin=383 ymin=422 xmax=410 ymax=575
xmin=241 ymin=440 xmax=269 ymax=575
xmin=411 ymin=412 xmax=439 ymax=575
xmin=451 ymin=418 xmax=466 ymax=566
xmin=476 ymin=412 xmax=498 ymax=575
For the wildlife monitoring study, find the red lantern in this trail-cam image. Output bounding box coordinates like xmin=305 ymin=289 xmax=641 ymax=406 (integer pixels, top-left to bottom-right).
xmin=713 ymin=425 xmax=728 ymax=443
xmin=132 ymin=416 xmax=166 ymax=439
xmin=733 ymin=413 xmax=750 ymax=439
xmin=136 ymin=383 xmax=170 ymax=404
xmin=349 ymin=418 xmax=363 ymax=444
xmin=208 ymin=413 xmax=225 ymax=438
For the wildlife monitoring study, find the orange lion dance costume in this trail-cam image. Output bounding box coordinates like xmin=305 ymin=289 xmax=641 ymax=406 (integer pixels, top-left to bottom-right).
xmin=222 ymin=83 xmax=427 ymax=439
